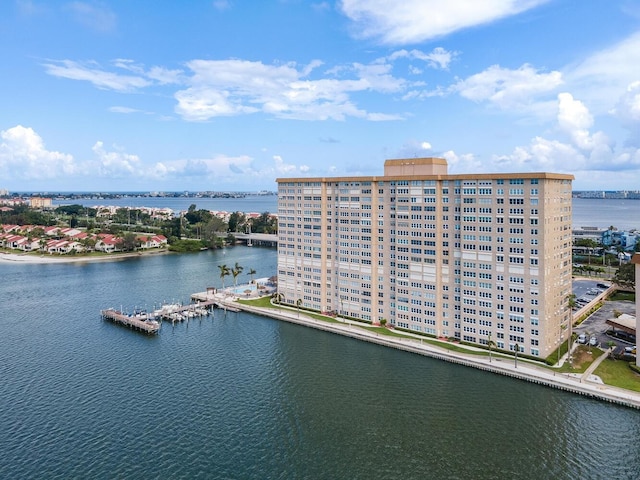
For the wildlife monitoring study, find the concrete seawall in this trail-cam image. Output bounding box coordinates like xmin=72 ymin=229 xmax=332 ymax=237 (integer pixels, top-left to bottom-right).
xmin=225 ymin=299 xmax=640 ymax=410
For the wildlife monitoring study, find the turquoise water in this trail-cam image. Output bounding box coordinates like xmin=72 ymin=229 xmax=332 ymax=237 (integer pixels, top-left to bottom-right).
xmin=228 ymin=283 xmax=258 ymax=295
xmin=1 ymin=247 xmax=639 ymax=479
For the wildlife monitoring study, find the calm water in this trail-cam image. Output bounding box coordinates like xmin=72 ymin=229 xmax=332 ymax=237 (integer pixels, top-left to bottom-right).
xmin=1 ymin=247 xmax=639 ymax=479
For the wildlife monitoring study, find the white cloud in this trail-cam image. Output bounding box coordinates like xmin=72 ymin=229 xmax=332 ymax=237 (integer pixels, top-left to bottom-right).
xmin=442 ymin=150 xmax=483 ymax=173
xmin=492 ymin=94 xmax=639 ymax=175
xmin=173 ymin=58 xmax=406 ymax=121
xmin=92 ymin=141 xmax=142 ymax=177
xmin=387 ymin=47 xmax=457 ymax=70
xmin=556 ymin=92 xmax=611 ymax=151
xmin=612 ymin=81 xmax=640 ymax=145
xmin=339 ymin=0 xmax=550 ymax=44
xmin=452 ymin=64 xmax=563 ymax=110
xmin=0 ymin=125 xmax=76 ymax=180
xmin=108 ymin=106 xmax=141 ymax=114
xmin=43 ymin=60 xmax=151 ymax=92
xmin=564 ymin=31 xmax=640 ymax=114
xmin=614 ymin=81 xmax=640 ymax=122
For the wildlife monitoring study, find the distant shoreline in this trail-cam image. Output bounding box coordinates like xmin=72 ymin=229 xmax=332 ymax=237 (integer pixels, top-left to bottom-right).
xmin=0 ymin=249 xmax=171 ymax=264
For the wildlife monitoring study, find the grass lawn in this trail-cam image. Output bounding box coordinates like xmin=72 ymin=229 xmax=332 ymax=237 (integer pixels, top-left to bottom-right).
xmin=556 ymin=345 xmax=603 ymax=373
xmin=595 ymin=358 xmax=640 ymax=392
xmin=608 ymin=291 xmax=635 ymax=302
xmin=238 ymin=296 xmax=274 ymax=308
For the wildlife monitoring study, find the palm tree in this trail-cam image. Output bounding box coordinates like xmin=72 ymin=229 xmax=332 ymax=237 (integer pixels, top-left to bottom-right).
xmin=514 ymin=344 xmax=520 ymax=368
xmin=234 ymin=262 xmax=243 ymax=277
xmin=248 ymin=268 xmax=257 ymax=283
xmin=296 ymin=298 xmax=302 ymax=318
xmin=232 ymin=267 xmax=241 ymax=288
xmin=273 ymin=292 xmax=284 ymax=305
xmin=567 ymin=294 xmax=577 ymax=365
xmin=487 ymin=333 xmax=496 ymax=363
xmin=231 ymin=262 xmax=244 ymax=288
xmin=218 ymin=264 xmax=230 ymax=289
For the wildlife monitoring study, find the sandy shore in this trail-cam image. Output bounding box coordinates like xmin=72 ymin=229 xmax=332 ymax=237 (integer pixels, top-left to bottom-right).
xmin=0 ymin=250 xmax=171 ymax=264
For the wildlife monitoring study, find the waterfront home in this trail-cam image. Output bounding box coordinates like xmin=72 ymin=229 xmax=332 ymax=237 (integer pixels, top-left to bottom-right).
xmin=95 ymin=234 xmax=121 ymax=253
xmin=137 ymin=234 xmax=167 ymax=249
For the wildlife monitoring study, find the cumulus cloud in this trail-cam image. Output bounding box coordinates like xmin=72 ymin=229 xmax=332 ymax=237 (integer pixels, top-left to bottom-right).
xmin=339 ymin=0 xmax=550 ymax=45
xmin=92 ymin=141 xmax=142 ymax=177
xmin=442 ymin=150 xmax=483 ymax=173
xmin=148 ymin=154 xmax=255 ymax=182
xmin=452 ymin=64 xmax=563 ymax=110
xmin=492 ymin=93 xmax=639 ymax=174
xmin=612 ymin=81 xmax=640 ymax=146
xmin=0 ymin=125 xmax=77 ymax=180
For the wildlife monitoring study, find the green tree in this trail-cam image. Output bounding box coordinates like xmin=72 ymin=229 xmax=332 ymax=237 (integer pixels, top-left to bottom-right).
xmin=248 ymin=268 xmax=257 ymax=283
xmin=228 ymin=212 xmax=245 ymax=232
xmin=218 ymin=264 xmax=230 ymax=289
xmin=231 ymin=262 xmax=243 ymax=287
xmin=614 ymin=263 xmax=635 ymax=288
xmin=121 ymin=232 xmax=140 ymax=252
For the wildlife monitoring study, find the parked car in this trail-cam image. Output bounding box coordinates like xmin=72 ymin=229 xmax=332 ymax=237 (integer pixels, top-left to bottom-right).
xmin=596 ymin=283 xmax=610 ymax=289
xmin=578 ymin=333 xmax=588 ymax=344
xmin=589 ymin=336 xmax=598 ymax=346
xmin=624 ymin=346 xmax=637 ymax=355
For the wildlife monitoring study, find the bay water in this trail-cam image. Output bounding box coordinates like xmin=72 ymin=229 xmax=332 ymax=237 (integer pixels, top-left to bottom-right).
xmin=1 ymin=246 xmax=639 ymax=479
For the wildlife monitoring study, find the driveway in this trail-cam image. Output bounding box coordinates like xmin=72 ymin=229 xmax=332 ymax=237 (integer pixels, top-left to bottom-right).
xmin=573 ymin=298 xmax=636 ymax=350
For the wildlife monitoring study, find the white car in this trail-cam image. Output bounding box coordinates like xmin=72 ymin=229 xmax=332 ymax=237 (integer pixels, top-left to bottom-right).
xmin=589 ymin=336 xmax=598 ymax=346
xmin=578 ymin=333 xmax=587 ymax=344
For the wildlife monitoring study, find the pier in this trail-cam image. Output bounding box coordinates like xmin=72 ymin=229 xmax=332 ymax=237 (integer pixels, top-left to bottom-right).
xmin=152 ymin=300 xmax=217 ymax=323
xmin=101 ymin=300 xmax=219 ymax=332
xmin=101 ymin=309 xmax=161 ymax=334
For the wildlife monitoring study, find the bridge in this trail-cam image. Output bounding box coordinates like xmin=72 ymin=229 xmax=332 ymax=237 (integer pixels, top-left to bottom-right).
xmin=234 ymin=233 xmax=278 ymax=247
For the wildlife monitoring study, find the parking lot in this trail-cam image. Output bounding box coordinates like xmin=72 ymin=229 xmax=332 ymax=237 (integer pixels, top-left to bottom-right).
xmin=572 ymin=280 xmax=636 ymax=351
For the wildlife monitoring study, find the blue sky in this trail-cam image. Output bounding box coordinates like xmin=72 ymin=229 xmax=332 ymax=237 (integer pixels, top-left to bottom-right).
xmin=1 ymin=0 xmax=639 ymax=192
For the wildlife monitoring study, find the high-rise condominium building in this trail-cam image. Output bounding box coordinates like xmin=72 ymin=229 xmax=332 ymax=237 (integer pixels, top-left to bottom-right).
xmin=276 ymin=158 xmax=573 ymax=359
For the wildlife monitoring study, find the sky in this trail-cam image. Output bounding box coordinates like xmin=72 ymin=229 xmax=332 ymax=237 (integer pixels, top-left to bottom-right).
xmin=1 ymin=0 xmax=639 ymax=193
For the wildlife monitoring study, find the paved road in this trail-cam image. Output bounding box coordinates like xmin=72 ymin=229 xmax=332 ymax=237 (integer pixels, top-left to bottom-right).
xmin=573 ymin=297 xmax=636 ymax=351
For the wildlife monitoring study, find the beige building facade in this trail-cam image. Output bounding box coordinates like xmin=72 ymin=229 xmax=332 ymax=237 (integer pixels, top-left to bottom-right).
xmin=276 ymin=158 xmax=573 ymax=359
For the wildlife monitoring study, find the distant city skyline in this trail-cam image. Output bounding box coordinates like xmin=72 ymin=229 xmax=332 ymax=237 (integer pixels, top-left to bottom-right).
xmin=1 ymin=1 xmax=639 ymax=192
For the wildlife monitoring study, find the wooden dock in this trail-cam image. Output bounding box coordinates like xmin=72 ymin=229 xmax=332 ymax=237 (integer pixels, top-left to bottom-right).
xmin=101 ymin=309 xmax=161 ymax=334
xmin=153 ymin=300 xmax=217 ymax=322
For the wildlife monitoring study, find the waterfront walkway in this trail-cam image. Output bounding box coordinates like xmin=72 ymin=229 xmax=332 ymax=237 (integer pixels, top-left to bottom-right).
xmin=195 ymin=288 xmax=640 ymax=410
